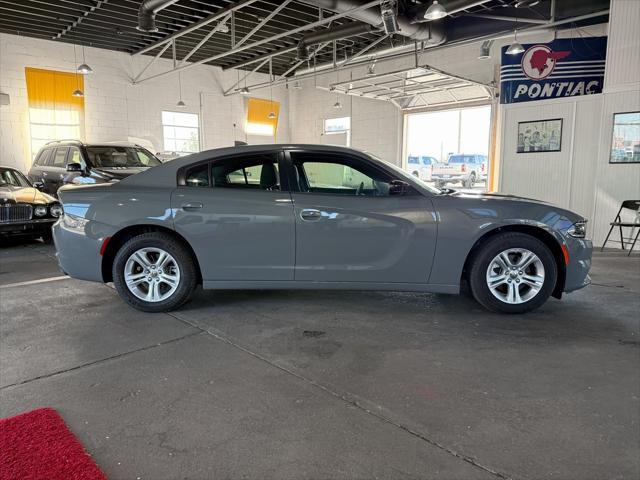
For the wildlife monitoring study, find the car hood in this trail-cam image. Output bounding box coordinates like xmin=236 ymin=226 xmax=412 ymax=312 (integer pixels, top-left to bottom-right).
xmin=92 ymin=166 xmax=150 ymax=180
xmin=0 ymin=185 xmax=57 ymax=205
xmin=455 ymin=191 xmax=553 ymax=205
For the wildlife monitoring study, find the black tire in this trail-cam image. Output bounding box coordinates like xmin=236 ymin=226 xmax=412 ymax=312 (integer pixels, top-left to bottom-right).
xmin=463 ymin=173 xmax=476 ymax=189
xmin=112 ymin=232 xmax=197 ymax=313
xmin=468 ymin=233 xmax=557 ymax=314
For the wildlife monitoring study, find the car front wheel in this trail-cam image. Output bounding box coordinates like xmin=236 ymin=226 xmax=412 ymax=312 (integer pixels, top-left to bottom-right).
xmin=112 ymin=232 xmax=197 ymax=312
xmin=468 ymin=233 xmax=557 ymax=313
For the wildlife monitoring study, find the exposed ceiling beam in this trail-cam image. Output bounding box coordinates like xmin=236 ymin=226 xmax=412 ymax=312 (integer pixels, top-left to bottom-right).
xmin=133 ymin=0 xmax=382 ymax=84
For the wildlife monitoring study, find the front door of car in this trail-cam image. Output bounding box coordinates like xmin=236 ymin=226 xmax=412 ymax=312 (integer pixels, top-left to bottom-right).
xmin=286 ymin=150 xmax=438 ymax=284
xmin=171 ymin=151 xmax=296 ymax=282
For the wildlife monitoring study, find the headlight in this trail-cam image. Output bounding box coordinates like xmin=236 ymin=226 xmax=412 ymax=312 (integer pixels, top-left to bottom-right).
xmin=50 ymin=204 xmax=63 ymax=217
xmin=567 ymin=220 xmax=587 ymax=238
xmin=34 ymin=205 xmax=47 ymax=217
xmin=62 ymin=212 xmax=89 ymax=230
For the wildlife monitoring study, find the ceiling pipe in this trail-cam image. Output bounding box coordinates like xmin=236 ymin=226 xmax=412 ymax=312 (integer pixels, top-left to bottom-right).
xmin=291 ymin=8 xmax=609 ymax=77
xmin=297 ymin=0 xmax=446 ymax=43
xmin=297 ymin=21 xmax=375 ymax=60
xmin=137 ymin=0 xmax=180 ymax=32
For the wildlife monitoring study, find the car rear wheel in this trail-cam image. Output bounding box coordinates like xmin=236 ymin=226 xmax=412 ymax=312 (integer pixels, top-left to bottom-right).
xmin=468 ymin=233 xmax=557 ymax=314
xmin=112 ymin=232 xmax=197 ymax=312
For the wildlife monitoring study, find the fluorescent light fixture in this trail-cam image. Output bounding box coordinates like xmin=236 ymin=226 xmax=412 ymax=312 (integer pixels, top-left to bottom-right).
xmin=424 ymin=1 xmax=447 ymax=20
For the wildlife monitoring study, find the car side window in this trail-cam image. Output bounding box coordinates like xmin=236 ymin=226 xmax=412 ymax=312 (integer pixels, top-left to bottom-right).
xmin=34 ymin=148 xmax=52 ymax=167
xmin=291 ymin=152 xmax=393 ymax=197
xmin=67 ymin=147 xmax=84 ymax=167
xmin=51 ymin=148 xmax=68 ymax=168
xmin=185 ymin=163 xmax=210 ymax=187
xmin=211 ymin=153 xmax=280 ymax=190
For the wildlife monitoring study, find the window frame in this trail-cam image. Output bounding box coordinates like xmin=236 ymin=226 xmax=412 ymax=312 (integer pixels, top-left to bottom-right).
xmin=177 ymin=149 xmax=289 ymax=192
xmin=284 ymin=149 xmax=401 ymax=197
xmin=161 ymin=110 xmax=201 ymax=155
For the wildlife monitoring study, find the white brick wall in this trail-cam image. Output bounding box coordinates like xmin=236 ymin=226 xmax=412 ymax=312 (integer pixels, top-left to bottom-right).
xmin=0 ymin=33 xmax=290 ymax=172
xmin=289 ymin=77 xmax=402 ymax=165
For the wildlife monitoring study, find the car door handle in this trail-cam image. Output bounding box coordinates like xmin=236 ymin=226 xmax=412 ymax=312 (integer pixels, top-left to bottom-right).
xmin=42 ymin=172 xmax=48 ymax=177
xmin=300 ymin=209 xmax=322 ymax=221
xmin=182 ymin=202 xmax=203 ymax=211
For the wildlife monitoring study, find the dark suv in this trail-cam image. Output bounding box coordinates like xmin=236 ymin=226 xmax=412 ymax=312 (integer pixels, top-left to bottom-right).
xmin=28 ymin=140 xmax=162 ymax=196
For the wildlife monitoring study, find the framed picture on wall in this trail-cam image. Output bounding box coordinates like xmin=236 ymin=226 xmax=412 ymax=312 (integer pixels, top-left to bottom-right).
xmin=610 ymin=112 xmax=640 ymax=163
xmin=517 ymin=119 xmax=562 ymax=153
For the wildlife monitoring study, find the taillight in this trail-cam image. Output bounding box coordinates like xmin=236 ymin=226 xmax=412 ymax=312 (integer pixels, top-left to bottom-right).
xmin=461 ymin=164 xmax=466 ymax=173
xmin=481 ymin=163 xmax=485 ymax=172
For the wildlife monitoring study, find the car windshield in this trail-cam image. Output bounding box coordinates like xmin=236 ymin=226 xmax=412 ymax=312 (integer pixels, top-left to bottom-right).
xmin=0 ymin=168 xmax=31 ymax=187
xmin=85 ymin=146 xmax=162 ymax=168
xmin=365 ymin=152 xmax=443 ymax=194
xmin=448 ymin=155 xmax=475 ymax=163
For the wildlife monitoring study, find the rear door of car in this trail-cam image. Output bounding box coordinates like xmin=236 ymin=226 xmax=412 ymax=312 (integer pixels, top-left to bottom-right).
xmin=171 ymin=149 xmax=296 ymax=282
xmin=285 ymin=149 xmax=438 ymax=284
xmin=28 ymin=147 xmax=53 ymax=185
xmin=43 ymin=147 xmax=69 ymax=194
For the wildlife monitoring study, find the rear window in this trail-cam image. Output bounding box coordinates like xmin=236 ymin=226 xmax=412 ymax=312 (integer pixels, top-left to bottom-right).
xmin=408 ymin=156 xmax=419 ymax=164
xmin=448 ymin=155 xmax=476 ymax=164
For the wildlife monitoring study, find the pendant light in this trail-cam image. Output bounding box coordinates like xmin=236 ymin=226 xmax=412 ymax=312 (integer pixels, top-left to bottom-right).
xmin=176 ymin=71 xmax=186 ymax=107
xmin=267 ymin=58 xmax=276 ymax=120
xmin=424 ymin=1 xmax=447 ymax=20
xmin=77 ymin=45 xmax=93 ymax=74
xmin=72 ymin=45 xmax=84 ymax=97
xmin=506 ymin=7 xmax=525 ymax=55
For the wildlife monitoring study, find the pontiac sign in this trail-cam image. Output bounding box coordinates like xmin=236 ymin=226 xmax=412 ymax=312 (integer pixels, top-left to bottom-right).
xmin=500 ymin=37 xmax=607 ymax=104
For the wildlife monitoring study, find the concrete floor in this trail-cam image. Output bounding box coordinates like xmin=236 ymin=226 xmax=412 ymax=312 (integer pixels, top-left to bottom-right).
xmin=1 ymin=240 xmax=638 ymax=480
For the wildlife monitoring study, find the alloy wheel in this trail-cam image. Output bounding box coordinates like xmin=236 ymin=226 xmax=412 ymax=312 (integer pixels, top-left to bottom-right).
xmin=485 ymin=248 xmax=545 ymax=304
xmin=124 ymin=247 xmax=180 ymax=302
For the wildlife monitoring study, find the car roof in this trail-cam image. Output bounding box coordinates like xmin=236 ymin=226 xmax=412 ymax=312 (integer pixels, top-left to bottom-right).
xmin=42 ymin=140 xmax=145 ymax=148
xmin=118 ymin=144 xmax=375 ymax=188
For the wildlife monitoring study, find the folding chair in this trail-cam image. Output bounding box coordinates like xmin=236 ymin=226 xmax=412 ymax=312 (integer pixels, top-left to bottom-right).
xmin=601 ymin=200 xmax=640 ymax=256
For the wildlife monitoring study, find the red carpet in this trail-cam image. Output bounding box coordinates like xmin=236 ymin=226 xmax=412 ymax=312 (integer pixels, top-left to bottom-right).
xmin=0 ymin=407 xmax=107 ymax=480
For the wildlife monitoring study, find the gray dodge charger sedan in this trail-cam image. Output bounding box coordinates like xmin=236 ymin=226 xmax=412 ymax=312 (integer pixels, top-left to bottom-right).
xmin=52 ymin=144 xmax=592 ymax=314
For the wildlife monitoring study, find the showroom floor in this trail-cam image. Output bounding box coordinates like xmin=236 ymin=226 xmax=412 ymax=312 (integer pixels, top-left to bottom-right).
xmin=1 ymin=241 xmax=638 ymax=480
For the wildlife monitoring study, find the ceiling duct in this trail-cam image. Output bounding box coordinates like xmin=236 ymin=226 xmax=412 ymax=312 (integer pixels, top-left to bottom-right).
xmin=297 ymin=21 xmax=376 ymax=60
xmin=137 ymin=0 xmax=180 ymax=32
xmin=298 ymin=0 xmax=445 ymax=43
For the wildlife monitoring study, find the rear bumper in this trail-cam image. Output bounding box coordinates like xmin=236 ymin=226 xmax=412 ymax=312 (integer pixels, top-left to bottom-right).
xmin=564 ymin=237 xmax=593 ymax=292
xmin=52 ymin=218 xmax=107 ymax=282
xmin=432 ymin=174 xmax=467 ymax=182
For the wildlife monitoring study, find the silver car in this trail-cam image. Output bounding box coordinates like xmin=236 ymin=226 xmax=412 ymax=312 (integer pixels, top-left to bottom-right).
xmin=53 ymin=145 xmax=592 ymax=314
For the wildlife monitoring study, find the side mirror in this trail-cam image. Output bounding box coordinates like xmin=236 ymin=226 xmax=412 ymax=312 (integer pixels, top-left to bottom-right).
xmin=66 ymin=163 xmax=83 ymax=172
xmin=33 ymin=181 xmax=45 ymax=191
xmin=389 ymin=179 xmax=411 ymax=196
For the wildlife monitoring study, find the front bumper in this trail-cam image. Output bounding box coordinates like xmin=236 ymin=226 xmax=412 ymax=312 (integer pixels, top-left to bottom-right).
xmin=0 ymin=218 xmax=56 ymax=236
xmin=564 ymin=237 xmax=593 ymax=292
xmin=52 ymin=218 xmax=108 ymax=283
